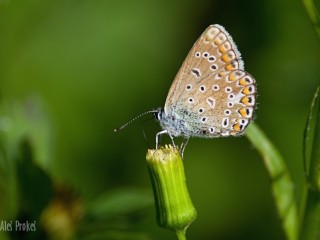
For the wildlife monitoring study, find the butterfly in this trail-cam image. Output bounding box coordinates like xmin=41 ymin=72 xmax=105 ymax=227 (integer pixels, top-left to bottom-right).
xmin=115 ymin=24 xmax=256 ymax=155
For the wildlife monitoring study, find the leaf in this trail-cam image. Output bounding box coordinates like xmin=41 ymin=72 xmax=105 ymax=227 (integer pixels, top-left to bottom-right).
xmin=300 ymin=85 xmax=320 ymax=240
xmin=245 ymin=123 xmax=298 ymax=240
xmin=303 ymin=86 xmax=320 ymax=178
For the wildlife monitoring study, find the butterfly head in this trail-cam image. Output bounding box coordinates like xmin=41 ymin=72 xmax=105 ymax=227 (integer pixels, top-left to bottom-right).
xmin=154 ymin=108 xmax=164 ymax=122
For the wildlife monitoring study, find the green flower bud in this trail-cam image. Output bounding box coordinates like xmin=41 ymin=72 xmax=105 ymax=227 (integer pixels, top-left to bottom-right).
xmin=146 ymin=145 xmax=197 ymax=239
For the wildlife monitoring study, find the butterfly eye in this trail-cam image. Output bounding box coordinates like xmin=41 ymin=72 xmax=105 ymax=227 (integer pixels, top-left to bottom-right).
xmin=155 ymin=111 xmax=162 ymax=121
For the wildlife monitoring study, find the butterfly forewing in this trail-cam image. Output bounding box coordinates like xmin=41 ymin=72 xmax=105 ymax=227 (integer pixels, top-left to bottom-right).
xmin=163 ymin=24 xmax=256 ymax=137
xmin=165 ymin=24 xmax=244 ymax=114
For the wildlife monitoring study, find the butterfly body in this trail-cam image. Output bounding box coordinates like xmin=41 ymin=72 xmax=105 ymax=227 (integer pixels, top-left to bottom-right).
xmin=157 ymin=107 xmax=202 ymax=138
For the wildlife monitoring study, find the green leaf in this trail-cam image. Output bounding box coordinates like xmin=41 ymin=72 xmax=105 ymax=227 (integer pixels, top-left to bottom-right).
xmin=303 ymin=0 xmax=320 ymax=40
xmin=303 ymin=86 xmax=320 ymax=178
xmin=245 ymin=123 xmax=299 ymax=240
xmin=300 ymin=85 xmax=320 ymax=240
xmin=305 ymin=86 xmax=320 ymax=190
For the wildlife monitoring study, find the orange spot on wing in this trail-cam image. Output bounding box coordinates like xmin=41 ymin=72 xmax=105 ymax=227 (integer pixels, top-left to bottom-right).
xmin=229 ymin=73 xmax=236 ymax=81
xmin=239 ymin=108 xmax=248 ymax=117
xmin=239 ymin=78 xmax=248 ymax=86
xmin=222 ymin=53 xmax=232 ymax=62
xmin=233 ymin=124 xmax=241 ymax=131
xmin=219 ymin=45 xmax=227 ymax=54
xmin=242 ymin=86 xmax=251 ymax=95
xmin=226 ymin=64 xmax=235 ymax=71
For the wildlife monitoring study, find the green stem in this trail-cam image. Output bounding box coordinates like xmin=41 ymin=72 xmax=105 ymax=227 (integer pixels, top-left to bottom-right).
xmin=176 ymin=229 xmax=187 ymax=240
xmin=245 ymin=123 xmax=299 ymax=240
xmin=303 ymin=0 xmax=320 ymax=39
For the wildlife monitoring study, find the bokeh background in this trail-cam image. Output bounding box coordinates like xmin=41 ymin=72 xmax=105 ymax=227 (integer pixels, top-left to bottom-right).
xmin=0 ymin=0 xmax=320 ymax=239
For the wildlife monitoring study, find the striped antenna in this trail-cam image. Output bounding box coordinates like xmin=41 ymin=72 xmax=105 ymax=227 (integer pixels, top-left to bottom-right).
xmin=114 ymin=109 xmax=160 ymax=132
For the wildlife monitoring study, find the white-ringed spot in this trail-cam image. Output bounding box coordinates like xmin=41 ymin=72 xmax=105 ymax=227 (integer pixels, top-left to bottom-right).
xmin=225 ymin=87 xmax=232 ymax=93
xmin=203 ymin=52 xmax=209 ymax=58
xmin=212 ymin=84 xmax=219 ymax=91
xmin=188 ymin=97 xmax=194 ymax=104
xmin=222 ymin=117 xmax=229 ymax=127
xmin=199 ymin=85 xmax=206 ymax=92
xmin=186 ymin=84 xmax=192 ymax=91
xmin=239 ymin=119 xmax=248 ymax=125
xmin=208 ymin=56 xmax=216 ymax=62
xmin=210 ymin=64 xmax=218 ymax=71
xmin=209 ymin=127 xmax=215 ymax=133
xmin=224 ymin=109 xmax=231 ymax=116
xmin=228 ymin=93 xmax=235 ymax=99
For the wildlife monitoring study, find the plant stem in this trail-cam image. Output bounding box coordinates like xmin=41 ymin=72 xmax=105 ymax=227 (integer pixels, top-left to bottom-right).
xmin=303 ymin=0 xmax=320 ymax=39
xmin=176 ymin=229 xmax=187 ymax=240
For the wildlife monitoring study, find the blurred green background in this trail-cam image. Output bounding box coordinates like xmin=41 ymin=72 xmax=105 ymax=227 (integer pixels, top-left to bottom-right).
xmin=0 ymin=0 xmax=320 ymax=239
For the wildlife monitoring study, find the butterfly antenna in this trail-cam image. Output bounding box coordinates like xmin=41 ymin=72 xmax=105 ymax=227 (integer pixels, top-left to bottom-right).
xmin=114 ymin=109 xmax=159 ymax=132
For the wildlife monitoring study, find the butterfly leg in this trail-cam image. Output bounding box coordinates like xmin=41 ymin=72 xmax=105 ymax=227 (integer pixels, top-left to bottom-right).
xmin=156 ymin=130 xmax=168 ymax=149
xmin=180 ymin=137 xmax=189 ymax=158
xmin=155 ymin=130 xmax=177 ymax=150
xmin=168 ymin=133 xmax=177 ymax=149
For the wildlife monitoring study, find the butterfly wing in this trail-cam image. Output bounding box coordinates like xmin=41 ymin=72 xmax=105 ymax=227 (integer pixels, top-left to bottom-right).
xmin=182 ymin=69 xmax=256 ymax=137
xmin=164 ymin=24 xmax=256 ymax=137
